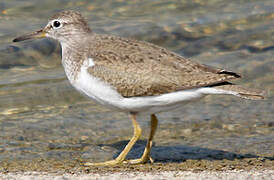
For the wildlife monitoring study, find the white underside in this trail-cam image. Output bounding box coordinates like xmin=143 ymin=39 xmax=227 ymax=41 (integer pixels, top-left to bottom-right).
xmin=69 ymin=58 xmax=239 ymax=115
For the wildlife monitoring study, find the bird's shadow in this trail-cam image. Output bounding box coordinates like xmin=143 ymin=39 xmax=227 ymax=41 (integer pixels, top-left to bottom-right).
xmin=99 ymin=140 xmax=272 ymax=163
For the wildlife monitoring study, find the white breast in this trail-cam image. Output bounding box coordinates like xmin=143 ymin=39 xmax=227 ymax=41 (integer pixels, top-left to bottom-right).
xmin=74 ymin=58 xmax=124 ymax=109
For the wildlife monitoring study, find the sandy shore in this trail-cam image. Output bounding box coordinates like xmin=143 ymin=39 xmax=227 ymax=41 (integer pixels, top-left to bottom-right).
xmin=0 ymin=170 xmax=273 ymax=180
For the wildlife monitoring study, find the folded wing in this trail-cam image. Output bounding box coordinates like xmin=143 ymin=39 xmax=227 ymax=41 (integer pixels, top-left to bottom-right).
xmin=87 ymin=35 xmax=240 ymax=97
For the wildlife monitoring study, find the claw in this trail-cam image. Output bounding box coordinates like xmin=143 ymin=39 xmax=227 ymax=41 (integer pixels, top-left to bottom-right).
xmin=83 ymin=159 xmax=124 ymax=166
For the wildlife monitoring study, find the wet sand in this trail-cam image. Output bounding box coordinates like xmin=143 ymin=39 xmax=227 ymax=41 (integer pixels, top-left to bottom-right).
xmin=0 ymin=157 xmax=273 ymax=179
xmin=1 ymin=158 xmax=273 ymax=179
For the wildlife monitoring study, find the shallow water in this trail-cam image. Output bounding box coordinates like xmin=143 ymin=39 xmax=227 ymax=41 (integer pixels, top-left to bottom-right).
xmin=0 ymin=0 xmax=273 ymax=166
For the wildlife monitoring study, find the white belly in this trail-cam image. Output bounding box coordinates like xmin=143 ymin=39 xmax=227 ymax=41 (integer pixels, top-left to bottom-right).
xmin=73 ymin=72 xmax=202 ymax=114
xmin=69 ymin=58 xmax=236 ymax=114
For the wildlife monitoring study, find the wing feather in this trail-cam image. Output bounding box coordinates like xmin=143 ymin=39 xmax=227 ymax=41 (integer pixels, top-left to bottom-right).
xmin=86 ymin=35 xmax=240 ymax=97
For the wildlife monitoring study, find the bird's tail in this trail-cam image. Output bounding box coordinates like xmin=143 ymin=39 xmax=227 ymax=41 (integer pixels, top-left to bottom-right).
xmin=213 ymin=84 xmax=265 ymax=100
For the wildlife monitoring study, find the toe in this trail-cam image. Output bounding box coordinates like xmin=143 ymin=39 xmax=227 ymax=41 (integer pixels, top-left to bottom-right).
xmin=82 ymin=159 xmax=123 ymax=166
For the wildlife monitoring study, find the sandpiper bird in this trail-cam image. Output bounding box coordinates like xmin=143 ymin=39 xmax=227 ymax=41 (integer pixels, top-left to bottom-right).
xmin=13 ymin=10 xmax=264 ymax=166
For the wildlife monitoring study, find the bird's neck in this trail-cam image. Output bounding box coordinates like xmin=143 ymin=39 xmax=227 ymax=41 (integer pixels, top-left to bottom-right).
xmin=60 ymin=36 xmax=88 ymax=82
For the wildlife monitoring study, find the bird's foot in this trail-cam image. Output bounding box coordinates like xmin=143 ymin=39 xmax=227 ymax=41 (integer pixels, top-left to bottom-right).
xmin=82 ymin=156 xmax=154 ymax=166
xmin=83 ymin=159 xmax=124 ymax=166
xmin=123 ymin=155 xmax=154 ymax=165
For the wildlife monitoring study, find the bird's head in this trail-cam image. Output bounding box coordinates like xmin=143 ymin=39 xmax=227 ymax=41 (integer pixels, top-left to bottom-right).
xmin=13 ymin=10 xmax=91 ymax=43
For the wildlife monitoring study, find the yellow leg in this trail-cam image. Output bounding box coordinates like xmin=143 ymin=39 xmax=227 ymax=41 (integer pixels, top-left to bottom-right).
xmin=84 ymin=113 xmax=142 ymax=166
xmin=125 ymin=114 xmax=158 ymax=164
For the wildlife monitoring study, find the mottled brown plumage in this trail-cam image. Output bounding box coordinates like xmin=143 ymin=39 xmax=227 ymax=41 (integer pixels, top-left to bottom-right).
xmin=86 ymin=34 xmax=242 ymax=97
xmin=44 ymin=11 xmax=263 ymax=99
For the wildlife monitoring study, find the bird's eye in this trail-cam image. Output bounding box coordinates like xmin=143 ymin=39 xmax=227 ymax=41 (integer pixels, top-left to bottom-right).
xmin=52 ymin=20 xmax=62 ymax=29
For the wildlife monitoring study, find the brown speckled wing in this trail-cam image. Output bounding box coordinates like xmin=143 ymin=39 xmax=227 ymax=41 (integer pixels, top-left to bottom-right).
xmin=87 ymin=35 xmax=240 ymax=97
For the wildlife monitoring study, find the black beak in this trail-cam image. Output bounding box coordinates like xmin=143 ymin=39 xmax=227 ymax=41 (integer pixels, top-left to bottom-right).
xmin=13 ymin=29 xmax=46 ymax=42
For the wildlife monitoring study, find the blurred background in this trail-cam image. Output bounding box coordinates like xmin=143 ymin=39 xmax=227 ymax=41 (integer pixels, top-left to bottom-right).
xmin=0 ymin=0 xmax=273 ymax=165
